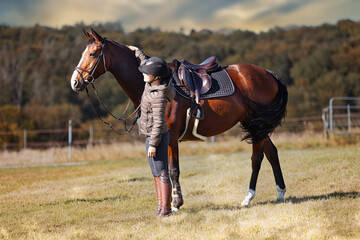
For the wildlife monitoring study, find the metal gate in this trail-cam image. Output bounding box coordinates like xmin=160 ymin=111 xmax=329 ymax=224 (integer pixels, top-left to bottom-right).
xmin=322 ymin=97 xmax=360 ymax=138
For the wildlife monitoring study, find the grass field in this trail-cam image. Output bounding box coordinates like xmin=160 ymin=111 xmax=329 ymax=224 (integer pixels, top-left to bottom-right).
xmin=0 ymin=134 xmax=359 ymax=239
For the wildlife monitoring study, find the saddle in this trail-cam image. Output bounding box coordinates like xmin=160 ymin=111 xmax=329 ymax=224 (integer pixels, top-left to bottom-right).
xmin=177 ymin=56 xmax=220 ymax=119
xmin=178 ymin=56 xmax=219 ymax=95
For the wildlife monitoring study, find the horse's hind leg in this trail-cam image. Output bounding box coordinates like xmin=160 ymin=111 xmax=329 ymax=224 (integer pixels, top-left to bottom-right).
xmin=263 ymin=137 xmax=286 ymax=201
xmin=241 ymin=139 xmax=265 ymax=207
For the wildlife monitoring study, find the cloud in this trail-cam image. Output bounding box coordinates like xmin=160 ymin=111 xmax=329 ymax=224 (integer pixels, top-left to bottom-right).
xmin=0 ymin=0 xmax=359 ymax=32
xmin=211 ymin=0 xmax=360 ymax=31
xmin=0 ymin=0 xmax=142 ymax=28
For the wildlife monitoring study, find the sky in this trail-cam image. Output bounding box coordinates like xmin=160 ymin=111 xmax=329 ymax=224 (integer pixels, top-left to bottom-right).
xmin=0 ymin=0 xmax=359 ymax=33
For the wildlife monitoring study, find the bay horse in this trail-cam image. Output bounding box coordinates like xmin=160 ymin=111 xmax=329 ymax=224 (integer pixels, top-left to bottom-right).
xmin=70 ymin=28 xmax=288 ymax=210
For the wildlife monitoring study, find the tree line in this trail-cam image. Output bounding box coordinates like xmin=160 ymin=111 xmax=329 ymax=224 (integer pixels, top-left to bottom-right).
xmin=0 ymin=19 xmax=359 ymax=143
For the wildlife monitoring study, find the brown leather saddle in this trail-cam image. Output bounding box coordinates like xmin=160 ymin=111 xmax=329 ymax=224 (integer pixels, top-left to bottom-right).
xmin=177 ymin=56 xmax=220 ymax=119
xmin=178 ymin=56 xmax=219 ymax=95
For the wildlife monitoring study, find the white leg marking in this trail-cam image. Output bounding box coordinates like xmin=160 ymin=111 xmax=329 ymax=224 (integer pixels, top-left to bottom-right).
xmin=241 ymin=189 xmax=255 ymax=207
xmin=276 ymin=185 xmax=286 ymax=202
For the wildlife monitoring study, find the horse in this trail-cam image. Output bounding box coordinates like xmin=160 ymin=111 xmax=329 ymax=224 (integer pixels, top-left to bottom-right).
xmin=70 ymin=28 xmax=288 ymax=210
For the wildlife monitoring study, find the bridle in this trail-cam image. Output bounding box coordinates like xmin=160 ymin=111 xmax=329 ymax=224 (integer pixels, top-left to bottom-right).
xmin=75 ymin=38 xmax=141 ymax=134
xmin=74 ymin=41 xmax=107 ymax=84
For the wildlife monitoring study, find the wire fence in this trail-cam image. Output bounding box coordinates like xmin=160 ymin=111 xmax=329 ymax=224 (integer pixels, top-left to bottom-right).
xmin=0 ymin=116 xmax=325 ymax=152
xmin=0 ymin=125 xmax=141 ymax=151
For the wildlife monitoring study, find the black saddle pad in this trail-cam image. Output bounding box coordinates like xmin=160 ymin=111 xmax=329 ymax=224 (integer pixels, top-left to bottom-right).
xmin=171 ymin=60 xmax=235 ymax=99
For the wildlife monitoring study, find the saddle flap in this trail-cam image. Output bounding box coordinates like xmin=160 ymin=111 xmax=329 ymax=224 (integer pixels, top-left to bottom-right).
xmin=201 ymin=75 xmax=211 ymax=94
xmin=193 ymin=71 xmax=212 ymax=94
xmin=178 ymin=59 xmax=215 ymax=96
xmin=178 ymin=65 xmax=192 ymax=91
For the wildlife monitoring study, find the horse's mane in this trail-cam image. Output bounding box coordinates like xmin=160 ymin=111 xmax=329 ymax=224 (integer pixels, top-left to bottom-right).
xmin=105 ymin=38 xmax=128 ymax=49
xmin=87 ymin=37 xmax=140 ymax=66
xmin=86 ymin=37 xmax=129 ymax=50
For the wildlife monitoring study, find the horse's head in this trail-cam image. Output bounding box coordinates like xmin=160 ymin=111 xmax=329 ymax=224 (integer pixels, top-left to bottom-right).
xmin=70 ymin=28 xmax=107 ymax=92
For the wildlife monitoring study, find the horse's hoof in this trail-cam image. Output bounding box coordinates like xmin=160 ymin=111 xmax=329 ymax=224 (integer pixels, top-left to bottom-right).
xmin=172 ymin=207 xmax=179 ymax=212
xmin=276 ymin=195 xmax=285 ymax=202
xmin=276 ymin=185 xmax=286 ymax=202
xmin=241 ymin=189 xmax=255 ymax=207
xmin=172 ymin=196 xmax=184 ymax=209
xmin=241 ymin=200 xmax=251 ymax=207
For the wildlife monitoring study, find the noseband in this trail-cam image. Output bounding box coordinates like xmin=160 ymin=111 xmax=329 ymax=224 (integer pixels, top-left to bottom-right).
xmin=75 ymin=40 xmax=107 ymax=84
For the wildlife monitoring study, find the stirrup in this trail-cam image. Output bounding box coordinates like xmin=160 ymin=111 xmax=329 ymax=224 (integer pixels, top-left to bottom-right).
xmin=193 ymin=115 xmax=206 ymax=141
xmin=190 ymin=102 xmax=204 ymax=120
xmin=178 ymin=108 xmax=206 ymax=141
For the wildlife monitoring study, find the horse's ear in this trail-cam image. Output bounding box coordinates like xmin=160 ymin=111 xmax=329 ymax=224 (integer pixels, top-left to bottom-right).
xmin=90 ymin=28 xmax=103 ymax=42
xmin=83 ymin=29 xmax=92 ymax=39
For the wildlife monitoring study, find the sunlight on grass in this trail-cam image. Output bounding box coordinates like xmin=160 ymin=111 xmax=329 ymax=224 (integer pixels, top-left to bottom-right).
xmin=1 ymin=132 xmax=359 ymax=168
xmin=0 ymin=134 xmax=359 ymax=239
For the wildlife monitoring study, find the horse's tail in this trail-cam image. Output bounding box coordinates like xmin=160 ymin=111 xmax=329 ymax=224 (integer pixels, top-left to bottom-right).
xmin=240 ymin=70 xmax=288 ymax=143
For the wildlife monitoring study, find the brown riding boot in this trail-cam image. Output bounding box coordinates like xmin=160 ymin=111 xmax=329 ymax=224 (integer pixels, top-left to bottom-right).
xmin=159 ymin=170 xmax=172 ymax=217
xmin=154 ymin=177 xmax=162 ymax=216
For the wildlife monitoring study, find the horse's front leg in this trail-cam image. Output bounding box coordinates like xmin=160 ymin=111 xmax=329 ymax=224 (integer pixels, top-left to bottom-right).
xmin=168 ymin=131 xmax=184 ymax=211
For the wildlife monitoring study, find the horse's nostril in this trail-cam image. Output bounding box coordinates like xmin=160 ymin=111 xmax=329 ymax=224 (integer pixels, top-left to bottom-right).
xmin=74 ymin=80 xmax=78 ymax=87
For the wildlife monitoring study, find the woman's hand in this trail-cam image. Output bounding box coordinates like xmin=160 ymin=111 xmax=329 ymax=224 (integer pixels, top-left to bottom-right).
xmin=148 ymin=146 xmax=157 ymax=158
xmin=127 ymin=45 xmax=139 ymax=51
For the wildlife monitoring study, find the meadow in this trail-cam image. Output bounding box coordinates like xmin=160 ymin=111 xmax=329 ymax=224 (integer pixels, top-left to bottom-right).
xmin=0 ymin=133 xmax=359 ymax=239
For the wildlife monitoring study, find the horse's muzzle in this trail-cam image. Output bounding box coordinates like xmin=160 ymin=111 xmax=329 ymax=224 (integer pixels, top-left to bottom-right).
xmin=71 ymin=79 xmax=86 ymax=92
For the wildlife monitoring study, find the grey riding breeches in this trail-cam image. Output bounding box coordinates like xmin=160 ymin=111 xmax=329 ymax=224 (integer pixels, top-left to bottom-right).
xmin=145 ymin=131 xmax=170 ymax=177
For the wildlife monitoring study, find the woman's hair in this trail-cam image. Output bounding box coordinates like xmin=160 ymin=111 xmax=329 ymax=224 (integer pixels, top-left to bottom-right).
xmin=160 ymin=75 xmax=171 ymax=85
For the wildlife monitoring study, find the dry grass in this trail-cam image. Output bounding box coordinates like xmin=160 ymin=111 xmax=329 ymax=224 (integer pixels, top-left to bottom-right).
xmin=2 ymin=132 xmax=359 ymax=167
xmin=0 ymin=133 xmax=359 ymax=239
xmin=0 ymin=135 xmax=248 ymax=167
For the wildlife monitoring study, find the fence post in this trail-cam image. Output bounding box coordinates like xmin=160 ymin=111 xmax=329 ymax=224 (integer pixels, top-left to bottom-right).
xmin=347 ymin=104 xmax=351 ymax=133
xmin=89 ymin=125 xmax=93 ymax=149
xmin=23 ymin=129 xmax=27 ymax=150
xmin=68 ymin=120 xmax=72 ymax=161
xmin=329 ymin=98 xmax=334 ymax=133
xmin=322 ymin=108 xmax=329 ymax=139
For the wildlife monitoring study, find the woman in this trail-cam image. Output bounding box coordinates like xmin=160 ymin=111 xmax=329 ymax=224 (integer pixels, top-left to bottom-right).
xmin=138 ymin=56 xmax=176 ymax=217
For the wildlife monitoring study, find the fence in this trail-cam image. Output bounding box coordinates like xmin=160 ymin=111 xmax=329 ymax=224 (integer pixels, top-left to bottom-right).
xmin=0 ymin=120 xmax=141 ymax=151
xmin=0 ymin=116 xmax=325 ymax=153
xmin=322 ymin=97 xmax=360 ymax=139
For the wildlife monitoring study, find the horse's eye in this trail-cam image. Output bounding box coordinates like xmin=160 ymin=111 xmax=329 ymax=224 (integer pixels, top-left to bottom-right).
xmin=90 ymin=52 xmax=96 ymax=57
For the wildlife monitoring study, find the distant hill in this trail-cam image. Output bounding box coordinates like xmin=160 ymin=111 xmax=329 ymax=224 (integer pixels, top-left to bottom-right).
xmin=0 ymin=19 xmax=359 ymax=132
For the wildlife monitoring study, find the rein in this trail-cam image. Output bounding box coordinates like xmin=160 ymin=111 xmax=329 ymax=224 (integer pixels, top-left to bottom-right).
xmin=78 ymin=39 xmax=141 ymax=135
xmin=86 ymin=84 xmax=140 ymax=135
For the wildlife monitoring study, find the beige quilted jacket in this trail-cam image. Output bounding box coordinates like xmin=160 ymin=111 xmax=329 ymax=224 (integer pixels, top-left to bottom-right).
xmin=139 ymin=81 xmax=176 ymax=147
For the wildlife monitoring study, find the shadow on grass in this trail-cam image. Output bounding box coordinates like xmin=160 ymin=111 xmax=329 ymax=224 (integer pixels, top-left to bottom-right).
xmin=40 ymin=194 xmax=129 ymax=206
xmin=257 ymin=191 xmax=360 ymax=206
xmin=183 ymin=191 xmax=360 ymax=213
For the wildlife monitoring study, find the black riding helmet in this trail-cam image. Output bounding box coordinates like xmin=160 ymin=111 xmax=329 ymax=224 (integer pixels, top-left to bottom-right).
xmin=138 ymin=57 xmax=171 ymax=78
